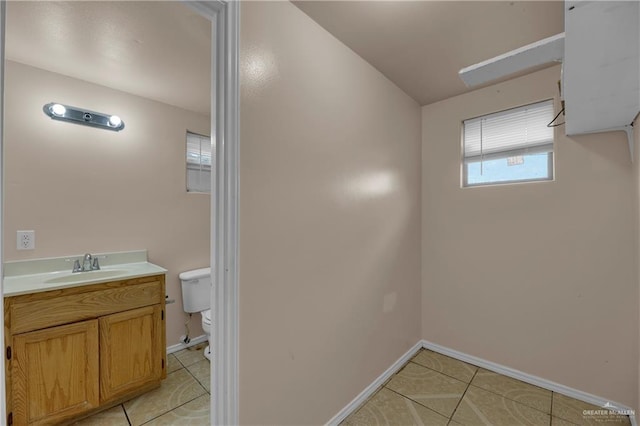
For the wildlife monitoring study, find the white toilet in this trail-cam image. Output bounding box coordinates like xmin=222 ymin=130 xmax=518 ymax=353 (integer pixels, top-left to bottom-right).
xmin=179 ymin=267 xmax=212 ymax=361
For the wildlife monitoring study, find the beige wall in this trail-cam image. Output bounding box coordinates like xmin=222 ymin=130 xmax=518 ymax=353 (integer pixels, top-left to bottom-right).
xmin=422 ymin=65 xmax=638 ymax=408
xmin=3 ymin=60 xmax=210 ymax=346
xmin=239 ymin=2 xmax=422 ymax=424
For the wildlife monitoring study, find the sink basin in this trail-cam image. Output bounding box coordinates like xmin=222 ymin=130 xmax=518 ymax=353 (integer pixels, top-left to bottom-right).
xmin=44 ymin=270 xmax=128 ymax=284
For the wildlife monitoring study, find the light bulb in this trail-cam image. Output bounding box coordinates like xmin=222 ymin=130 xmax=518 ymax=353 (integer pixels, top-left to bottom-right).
xmin=108 ymin=115 xmax=122 ymax=127
xmin=50 ymin=104 xmax=66 ymax=116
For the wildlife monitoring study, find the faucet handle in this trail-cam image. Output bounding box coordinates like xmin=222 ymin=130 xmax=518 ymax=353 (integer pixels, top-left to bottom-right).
xmin=92 ymin=257 xmax=101 ymax=270
xmin=72 ymin=259 xmax=82 ymax=273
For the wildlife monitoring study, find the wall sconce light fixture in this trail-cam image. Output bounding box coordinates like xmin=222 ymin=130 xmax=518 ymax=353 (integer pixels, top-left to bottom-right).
xmin=43 ymin=102 xmax=125 ymax=131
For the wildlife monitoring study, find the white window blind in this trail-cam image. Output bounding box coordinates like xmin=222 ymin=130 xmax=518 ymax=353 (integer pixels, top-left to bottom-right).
xmin=463 ymin=99 xmax=555 ymax=162
xmin=186 ymin=131 xmax=212 ymax=193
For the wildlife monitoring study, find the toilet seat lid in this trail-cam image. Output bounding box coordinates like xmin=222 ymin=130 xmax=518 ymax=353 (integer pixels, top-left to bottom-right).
xmin=202 ymin=309 xmax=212 ymax=322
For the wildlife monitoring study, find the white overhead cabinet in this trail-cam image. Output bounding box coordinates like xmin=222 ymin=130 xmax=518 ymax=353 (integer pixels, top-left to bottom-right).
xmin=458 ymin=1 xmax=639 ymax=157
xmin=563 ymin=0 xmax=640 ymax=154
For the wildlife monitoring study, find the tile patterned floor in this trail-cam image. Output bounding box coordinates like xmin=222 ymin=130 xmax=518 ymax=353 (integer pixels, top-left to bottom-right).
xmin=75 ymin=346 xmax=632 ymax=426
xmin=342 ymin=349 xmax=632 ymax=426
xmin=73 ymin=344 xmax=210 ymax=426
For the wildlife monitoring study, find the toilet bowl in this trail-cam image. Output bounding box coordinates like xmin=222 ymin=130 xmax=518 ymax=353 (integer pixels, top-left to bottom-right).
xmin=179 ymin=267 xmax=212 ymax=361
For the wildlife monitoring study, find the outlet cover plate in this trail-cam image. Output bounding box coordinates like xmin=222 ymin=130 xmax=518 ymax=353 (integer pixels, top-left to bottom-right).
xmin=17 ymin=230 xmax=35 ymax=250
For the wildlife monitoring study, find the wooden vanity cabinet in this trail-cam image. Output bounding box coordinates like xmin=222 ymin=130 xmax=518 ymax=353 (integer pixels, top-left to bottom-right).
xmin=4 ymin=274 xmax=166 ymax=426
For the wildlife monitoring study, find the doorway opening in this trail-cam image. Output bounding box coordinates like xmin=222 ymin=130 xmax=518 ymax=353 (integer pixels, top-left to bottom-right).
xmin=0 ymin=1 xmax=239 ymax=424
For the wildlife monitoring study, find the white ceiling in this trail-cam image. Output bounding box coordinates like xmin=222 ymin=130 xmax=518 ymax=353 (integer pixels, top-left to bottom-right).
xmin=5 ymin=1 xmax=564 ymax=113
xmin=294 ymin=1 xmax=565 ymax=105
xmin=5 ymin=1 xmax=211 ymax=115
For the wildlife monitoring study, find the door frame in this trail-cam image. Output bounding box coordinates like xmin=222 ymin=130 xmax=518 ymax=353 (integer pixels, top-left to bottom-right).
xmin=0 ymin=1 xmax=240 ymax=425
xmin=183 ymin=2 xmax=240 ymax=424
xmin=0 ymin=1 xmax=7 ymax=424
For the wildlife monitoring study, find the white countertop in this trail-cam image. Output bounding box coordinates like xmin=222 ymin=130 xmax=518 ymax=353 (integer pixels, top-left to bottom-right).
xmin=3 ymin=250 xmax=167 ymax=297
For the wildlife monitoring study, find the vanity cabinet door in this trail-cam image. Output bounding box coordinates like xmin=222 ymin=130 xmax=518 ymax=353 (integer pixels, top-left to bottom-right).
xmin=99 ymin=305 xmax=164 ymax=403
xmin=12 ymin=320 xmax=100 ymax=425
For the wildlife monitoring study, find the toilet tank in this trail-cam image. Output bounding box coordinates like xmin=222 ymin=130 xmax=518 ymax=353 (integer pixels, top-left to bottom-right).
xmin=179 ymin=267 xmax=211 ymax=313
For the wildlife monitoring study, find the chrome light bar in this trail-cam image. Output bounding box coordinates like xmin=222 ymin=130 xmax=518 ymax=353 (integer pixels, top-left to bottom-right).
xmin=43 ymin=102 xmax=125 ymax=132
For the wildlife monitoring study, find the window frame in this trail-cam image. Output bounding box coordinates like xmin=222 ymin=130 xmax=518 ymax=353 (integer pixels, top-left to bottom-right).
xmin=186 ymin=130 xmax=213 ymax=193
xmin=461 ymin=99 xmax=556 ymax=188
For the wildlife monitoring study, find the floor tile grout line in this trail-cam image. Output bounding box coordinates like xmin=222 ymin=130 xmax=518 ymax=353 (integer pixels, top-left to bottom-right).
xmin=400 ymin=358 xmax=554 ymax=419
xmin=174 ymin=357 xmax=207 ymax=369
xmin=407 ymin=360 xmax=473 ymax=386
xmin=172 ymin=346 xmax=208 ymax=368
xmin=121 ymin=403 xmax=133 ymax=426
xmin=81 ymin=353 xmax=210 ymax=425
xmin=166 ymin=354 xmax=182 ymax=372
xmin=382 ymin=385 xmax=451 ymax=420
xmin=417 ymin=351 xmax=559 ymax=402
xmin=188 ymin=375 xmax=209 ymax=396
xmin=383 ymin=356 xmax=416 ymax=386
xmin=548 ymin=393 xmax=630 ymax=426
xmin=134 ymin=392 xmax=209 ymax=426
xmin=383 ymin=385 xmax=431 ymax=413
xmin=469 ymin=370 xmax=617 ymax=424
xmin=413 ymin=355 xmax=554 ymax=409
xmin=449 ymin=368 xmax=477 ymax=422
xmin=388 ymin=351 xmax=570 ymax=422
xmin=384 ymin=355 xmax=475 ymax=419
xmin=124 ymin=364 xmax=209 ymax=425
xmin=412 ymin=352 xmax=479 ymax=379
xmin=168 ymin=357 xmax=207 ymax=379
xmin=415 ymin=349 xmax=481 ymax=376
xmin=340 ymin=353 xmax=416 ymax=422
xmin=172 ymin=352 xmax=189 ymax=369
xmin=349 ymin=349 xmax=628 ymax=426
xmin=183 ymin=361 xmax=211 ymax=392
xmin=344 ymin=353 xmax=596 ymax=426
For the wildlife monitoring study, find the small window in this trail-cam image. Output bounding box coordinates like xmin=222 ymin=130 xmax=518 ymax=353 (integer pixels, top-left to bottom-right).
xmin=462 ymin=100 xmax=555 ymax=187
xmin=186 ymin=131 xmax=212 ymax=193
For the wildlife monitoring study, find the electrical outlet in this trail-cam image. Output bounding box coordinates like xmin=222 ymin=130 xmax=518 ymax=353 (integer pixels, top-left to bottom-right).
xmin=17 ymin=230 xmax=35 ymax=250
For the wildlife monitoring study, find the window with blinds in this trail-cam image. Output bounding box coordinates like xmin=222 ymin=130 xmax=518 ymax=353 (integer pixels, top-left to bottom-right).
xmin=186 ymin=131 xmax=212 ymax=193
xmin=462 ymin=99 xmax=555 ymax=187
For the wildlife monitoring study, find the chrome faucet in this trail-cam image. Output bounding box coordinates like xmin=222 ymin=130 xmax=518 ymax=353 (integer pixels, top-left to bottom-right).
xmin=67 ymin=253 xmax=107 ymax=272
xmin=71 ymin=253 xmax=102 ymax=273
xmin=82 ymin=253 xmax=93 ymax=272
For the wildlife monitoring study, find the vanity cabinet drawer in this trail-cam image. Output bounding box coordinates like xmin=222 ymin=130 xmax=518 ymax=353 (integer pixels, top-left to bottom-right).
xmin=8 ymin=276 xmax=163 ymax=334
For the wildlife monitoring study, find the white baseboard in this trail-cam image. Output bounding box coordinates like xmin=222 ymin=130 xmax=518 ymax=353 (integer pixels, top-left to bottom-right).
xmin=421 ymin=339 xmax=637 ymax=426
xmin=326 ymin=341 xmax=423 ymax=426
xmin=166 ymin=334 xmax=209 ymax=354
